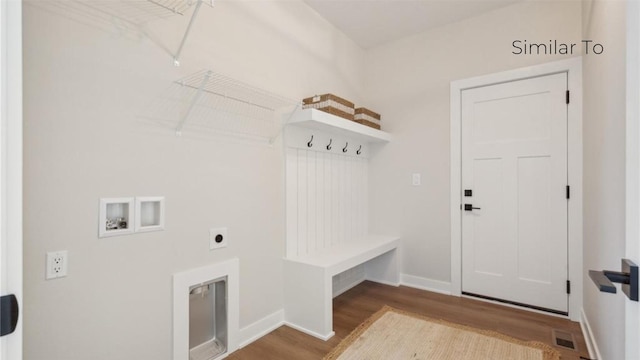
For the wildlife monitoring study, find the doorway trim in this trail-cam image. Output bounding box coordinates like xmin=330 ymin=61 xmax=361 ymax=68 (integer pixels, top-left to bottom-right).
xmin=0 ymin=0 xmax=23 ymax=357
xmin=450 ymin=57 xmax=583 ymax=321
xmin=626 ymin=0 xmax=640 ymax=357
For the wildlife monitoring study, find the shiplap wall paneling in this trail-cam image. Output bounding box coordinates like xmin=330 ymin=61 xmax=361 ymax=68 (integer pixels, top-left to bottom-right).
xmin=285 ymin=138 xmax=369 ymax=258
xmin=297 ymin=149 xmax=308 ymax=256
xmin=286 ymin=147 xmax=298 ymax=257
xmin=332 ymin=153 xmax=341 ymax=248
xmin=322 ymin=151 xmax=332 ymax=250
xmin=307 ymin=150 xmax=317 ymax=254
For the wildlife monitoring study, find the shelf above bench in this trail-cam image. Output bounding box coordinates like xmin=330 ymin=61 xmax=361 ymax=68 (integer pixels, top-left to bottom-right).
xmin=288 ymin=109 xmax=391 ymax=143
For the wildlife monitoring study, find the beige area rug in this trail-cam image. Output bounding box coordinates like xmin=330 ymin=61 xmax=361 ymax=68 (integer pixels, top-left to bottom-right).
xmin=324 ymin=306 xmax=561 ymax=360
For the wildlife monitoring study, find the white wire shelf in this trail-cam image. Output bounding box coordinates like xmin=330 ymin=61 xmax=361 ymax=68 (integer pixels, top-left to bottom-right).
xmin=33 ymin=0 xmax=212 ymax=65
xmin=37 ymin=0 xmax=194 ymax=26
xmin=142 ymin=70 xmax=298 ymax=142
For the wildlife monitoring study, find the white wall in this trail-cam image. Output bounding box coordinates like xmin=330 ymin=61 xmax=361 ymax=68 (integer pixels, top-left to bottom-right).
xmin=582 ymin=0 xmax=628 ymax=359
xmin=25 ymin=0 xmax=632 ymax=359
xmin=626 ymin=2 xmax=640 ymax=358
xmin=364 ymin=1 xmax=582 ymax=284
xmin=22 ymin=1 xmax=364 ymax=359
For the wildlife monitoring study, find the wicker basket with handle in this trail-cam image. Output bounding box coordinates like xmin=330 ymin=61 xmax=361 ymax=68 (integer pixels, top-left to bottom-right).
xmin=302 ymin=94 xmax=355 ymax=121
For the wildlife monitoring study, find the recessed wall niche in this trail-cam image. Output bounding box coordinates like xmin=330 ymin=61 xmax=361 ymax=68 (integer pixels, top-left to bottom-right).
xmin=135 ymin=196 xmax=165 ymax=233
xmin=99 ymin=197 xmax=134 ymax=238
xmin=99 ymin=196 xmax=165 ymax=237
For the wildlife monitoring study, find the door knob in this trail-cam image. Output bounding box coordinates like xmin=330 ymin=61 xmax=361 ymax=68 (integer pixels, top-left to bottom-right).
xmin=0 ymin=294 xmax=18 ymax=336
xmin=589 ymin=259 xmax=638 ymax=301
xmin=464 ymin=204 xmax=481 ymax=211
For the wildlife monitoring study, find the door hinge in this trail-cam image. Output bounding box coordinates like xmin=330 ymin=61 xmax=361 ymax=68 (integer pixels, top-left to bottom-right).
xmin=566 ymin=90 xmax=570 ymax=104
xmin=566 ymin=280 xmax=571 ymax=294
xmin=566 ymin=185 xmax=570 ymax=199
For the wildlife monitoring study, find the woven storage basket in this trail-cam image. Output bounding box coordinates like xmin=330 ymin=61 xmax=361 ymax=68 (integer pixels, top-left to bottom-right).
xmin=302 ymin=94 xmax=355 ymax=121
xmin=354 ymin=107 xmax=381 ymax=130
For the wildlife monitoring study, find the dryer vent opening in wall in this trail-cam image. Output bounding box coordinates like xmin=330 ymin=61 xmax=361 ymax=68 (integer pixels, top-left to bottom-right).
xmin=189 ymin=277 xmax=227 ymax=360
xmin=173 ymin=258 xmax=239 ymax=360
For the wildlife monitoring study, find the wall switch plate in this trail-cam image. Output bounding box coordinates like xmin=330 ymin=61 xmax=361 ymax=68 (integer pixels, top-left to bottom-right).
xmin=46 ymin=251 xmax=68 ymax=280
xmin=412 ymin=173 xmax=421 ymax=186
xmin=209 ymin=227 xmax=228 ymax=250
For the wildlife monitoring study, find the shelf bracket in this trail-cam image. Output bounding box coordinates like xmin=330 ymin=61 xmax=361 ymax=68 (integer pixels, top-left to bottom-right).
xmin=269 ymin=103 xmax=301 ymax=144
xmin=175 ymin=70 xmax=212 ymax=135
xmin=173 ymin=0 xmax=211 ymax=67
xmin=147 ymin=0 xmax=188 ymax=15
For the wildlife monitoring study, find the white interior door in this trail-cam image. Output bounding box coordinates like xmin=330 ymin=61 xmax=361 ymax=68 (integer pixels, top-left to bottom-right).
xmin=461 ymin=72 xmax=568 ymax=314
xmin=0 ymin=0 xmax=23 ymax=358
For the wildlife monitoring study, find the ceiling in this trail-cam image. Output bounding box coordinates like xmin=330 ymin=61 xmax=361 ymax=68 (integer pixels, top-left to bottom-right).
xmin=303 ymin=0 xmax=524 ymax=49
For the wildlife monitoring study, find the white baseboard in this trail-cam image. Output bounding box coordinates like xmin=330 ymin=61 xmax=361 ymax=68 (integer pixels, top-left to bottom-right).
xmin=580 ymin=308 xmax=603 ymax=360
xmin=238 ymin=276 xmax=448 ymax=349
xmin=238 ymin=309 xmax=285 ymax=349
xmin=239 ymin=309 xmax=336 ymax=347
xmin=333 ymin=277 xmax=366 ymax=298
xmin=400 ymin=274 xmax=452 ymax=295
xmin=366 ymin=277 xmax=401 ymax=287
xmin=334 ymin=276 xmax=401 ymax=299
xmin=283 ymin=321 xmax=335 ymax=341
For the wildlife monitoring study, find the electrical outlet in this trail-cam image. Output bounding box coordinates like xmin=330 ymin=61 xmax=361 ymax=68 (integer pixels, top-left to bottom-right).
xmin=46 ymin=251 xmax=68 ymax=280
xmin=209 ymin=227 xmax=228 ymax=250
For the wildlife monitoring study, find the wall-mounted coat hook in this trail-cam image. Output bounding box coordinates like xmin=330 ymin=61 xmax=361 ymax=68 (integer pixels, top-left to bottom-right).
xmin=589 ymin=258 xmax=638 ymax=301
xmin=326 ymin=139 xmax=332 ymax=150
xmin=307 ymin=135 xmax=314 ymax=148
xmin=356 ymin=145 xmax=362 ymax=155
xmin=343 ymin=142 xmax=348 ymax=153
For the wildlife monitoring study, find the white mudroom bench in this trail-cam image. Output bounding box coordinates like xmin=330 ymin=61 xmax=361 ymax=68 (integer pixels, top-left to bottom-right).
xmin=282 ymin=108 xmax=398 ymax=340
xmin=283 ymin=235 xmax=400 ymax=340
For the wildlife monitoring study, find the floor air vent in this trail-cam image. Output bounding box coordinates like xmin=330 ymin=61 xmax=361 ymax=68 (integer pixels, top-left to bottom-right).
xmin=552 ymin=329 xmax=576 ymax=350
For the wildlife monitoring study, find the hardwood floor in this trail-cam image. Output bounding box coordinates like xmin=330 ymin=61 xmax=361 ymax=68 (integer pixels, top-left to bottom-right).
xmin=228 ymin=281 xmax=590 ymax=359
